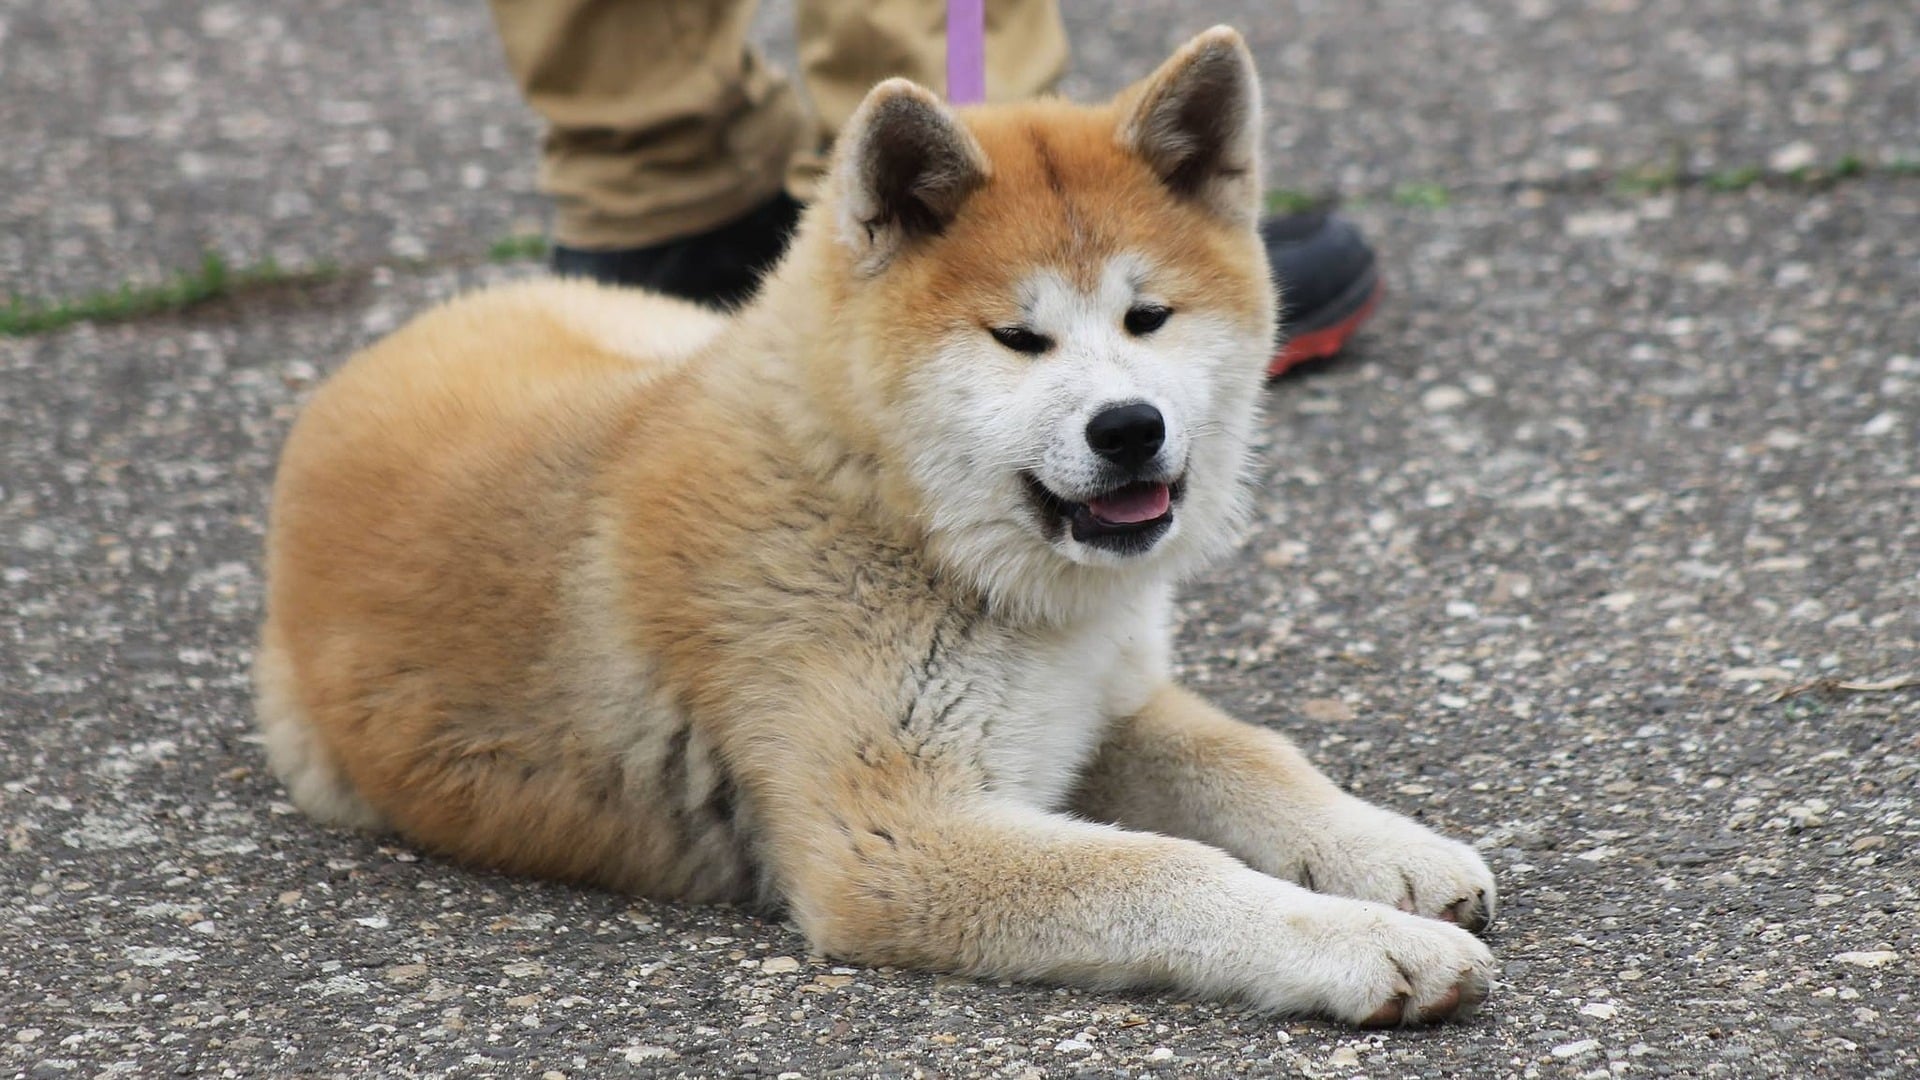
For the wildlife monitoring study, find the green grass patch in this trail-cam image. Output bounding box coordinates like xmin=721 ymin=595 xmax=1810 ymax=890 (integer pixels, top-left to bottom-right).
xmin=1779 ymin=697 xmax=1831 ymax=722
xmin=1614 ymin=163 xmax=1681 ymax=195
xmin=1789 ymin=154 xmax=1868 ymax=186
xmin=1704 ymin=165 xmax=1762 ymax=192
xmin=0 ymin=252 xmax=336 ymax=337
xmin=1614 ymin=151 xmax=1899 ymax=197
xmin=1390 ymin=182 xmax=1451 ymax=209
xmin=487 ymin=233 xmax=548 ymax=263
xmin=1263 ymin=188 xmax=1323 ymax=215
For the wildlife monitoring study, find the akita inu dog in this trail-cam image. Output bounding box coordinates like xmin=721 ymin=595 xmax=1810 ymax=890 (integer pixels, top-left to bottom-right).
xmin=257 ymin=28 xmax=1497 ymax=1026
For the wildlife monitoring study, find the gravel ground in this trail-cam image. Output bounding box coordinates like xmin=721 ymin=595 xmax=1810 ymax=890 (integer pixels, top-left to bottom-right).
xmin=2 ymin=1 xmax=1916 ymax=1077
xmin=5 ymin=0 xmax=1916 ymax=299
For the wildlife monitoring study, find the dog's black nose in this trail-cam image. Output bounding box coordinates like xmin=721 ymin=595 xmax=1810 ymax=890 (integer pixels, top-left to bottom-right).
xmin=1085 ymin=403 xmax=1165 ymax=471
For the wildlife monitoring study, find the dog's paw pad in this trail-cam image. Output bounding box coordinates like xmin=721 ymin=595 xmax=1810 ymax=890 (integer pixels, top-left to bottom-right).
xmin=1359 ymin=962 xmax=1489 ymax=1028
xmin=1360 ymin=989 xmax=1412 ymax=1028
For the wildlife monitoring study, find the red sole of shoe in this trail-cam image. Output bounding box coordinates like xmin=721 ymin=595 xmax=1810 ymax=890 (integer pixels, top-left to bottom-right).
xmin=1267 ymin=279 xmax=1384 ymax=378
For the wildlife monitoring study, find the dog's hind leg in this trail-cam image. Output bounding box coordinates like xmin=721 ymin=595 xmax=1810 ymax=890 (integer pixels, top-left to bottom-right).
xmin=254 ymin=634 xmax=386 ymax=832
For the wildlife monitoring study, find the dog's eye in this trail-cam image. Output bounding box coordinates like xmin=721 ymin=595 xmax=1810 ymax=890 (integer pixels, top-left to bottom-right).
xmin=989 ymin=325 xmax=1054 ymax=355
xmin=1124 ymin=304 xmax=1173 ymax=336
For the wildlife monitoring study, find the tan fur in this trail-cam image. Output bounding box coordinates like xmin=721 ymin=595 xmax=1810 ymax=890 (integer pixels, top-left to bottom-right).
xmin=259 ymin=29 xmax=1498 ymax=1025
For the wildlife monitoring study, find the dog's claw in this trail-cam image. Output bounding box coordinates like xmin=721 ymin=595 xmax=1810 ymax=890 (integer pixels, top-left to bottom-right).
xmin=1361 ymin=991 xmax=1411 ymax=1028
xmin=1451 ymin=889 xmax=1494 ymax=934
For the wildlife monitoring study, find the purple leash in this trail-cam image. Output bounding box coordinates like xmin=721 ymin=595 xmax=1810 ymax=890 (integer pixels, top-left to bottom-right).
xmin=946 ymin=0 xmax=986 ymax=105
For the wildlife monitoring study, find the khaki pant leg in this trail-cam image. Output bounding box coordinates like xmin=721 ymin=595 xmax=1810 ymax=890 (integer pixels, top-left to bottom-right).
xmin=786 ymin=0 xmax=1069 ymax=198
xmin=490 ymin=0 xmax=808 ymax=249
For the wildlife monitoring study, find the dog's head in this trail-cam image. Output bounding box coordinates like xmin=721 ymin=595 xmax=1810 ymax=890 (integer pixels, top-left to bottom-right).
xmin=796 ymin=28 xmax=1275 ymax=620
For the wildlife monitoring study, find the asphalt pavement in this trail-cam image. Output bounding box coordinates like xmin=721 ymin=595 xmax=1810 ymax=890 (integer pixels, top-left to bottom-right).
xmin=2 ymin=1 xmax=1916 ymax=1076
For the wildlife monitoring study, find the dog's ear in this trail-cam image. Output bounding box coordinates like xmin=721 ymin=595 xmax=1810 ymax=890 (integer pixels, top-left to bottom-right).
xmin=1117 ymin=26 xmax=1262 ymax=224
xmin=834 ymin=79 xmax=990 ymax=274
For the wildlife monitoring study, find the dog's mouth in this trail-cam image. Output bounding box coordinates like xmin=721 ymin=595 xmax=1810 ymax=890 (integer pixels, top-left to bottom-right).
xmin=1022 ymin=473 xmax=1185 ymax=555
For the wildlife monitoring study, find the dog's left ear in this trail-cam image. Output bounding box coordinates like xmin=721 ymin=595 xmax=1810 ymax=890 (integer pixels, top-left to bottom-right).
xmin=834 ymin=79 xmax=991 ymax=274
xmin=1118 ymin=26 xmax=1262 ymax=224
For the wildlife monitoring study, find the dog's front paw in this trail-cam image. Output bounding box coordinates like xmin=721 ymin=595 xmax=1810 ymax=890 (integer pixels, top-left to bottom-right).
xmin=1261 ymin=897 xmax=1496 ymax=1027
xmin=1292 ymin=797 xmax=1498 ymax=933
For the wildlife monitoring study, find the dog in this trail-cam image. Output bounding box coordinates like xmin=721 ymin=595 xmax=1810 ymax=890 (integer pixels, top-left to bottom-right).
xmin=256 ymin=27 xmax=1497 ymax=1026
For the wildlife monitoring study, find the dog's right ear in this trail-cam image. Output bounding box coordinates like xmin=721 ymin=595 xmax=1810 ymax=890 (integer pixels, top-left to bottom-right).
xmin=833 ymin=79 xmax=990 ymax=275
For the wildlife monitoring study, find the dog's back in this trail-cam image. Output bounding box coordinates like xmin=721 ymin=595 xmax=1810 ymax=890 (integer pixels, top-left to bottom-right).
xmin=258 ymin=280 xmax=755 ymax=893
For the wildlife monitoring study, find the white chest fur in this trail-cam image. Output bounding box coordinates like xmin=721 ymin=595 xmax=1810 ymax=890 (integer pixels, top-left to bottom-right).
xmin=907 ymin=589 xmax=1174 ymax=809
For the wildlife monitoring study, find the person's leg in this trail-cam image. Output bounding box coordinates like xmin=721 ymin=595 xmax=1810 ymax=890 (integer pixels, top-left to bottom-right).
xmin=493 ymin=0 xmax=1385 ymax=363
xmin=489 ymin=0 xmax=806 ymax=304
xmin=785 ymin=0 xmax=1069 ymax=198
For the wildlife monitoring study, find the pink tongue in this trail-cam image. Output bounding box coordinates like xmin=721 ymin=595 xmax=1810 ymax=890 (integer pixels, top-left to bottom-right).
xmin=1088 ymin=483 xmax=1171 ymax=525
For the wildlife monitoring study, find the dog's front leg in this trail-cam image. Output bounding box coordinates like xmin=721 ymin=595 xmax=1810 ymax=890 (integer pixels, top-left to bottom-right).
xmin=1071 ymin=683 xmax=1498 ymax=930
xmin=764 ymin=770 xmax=1492 ymax=1026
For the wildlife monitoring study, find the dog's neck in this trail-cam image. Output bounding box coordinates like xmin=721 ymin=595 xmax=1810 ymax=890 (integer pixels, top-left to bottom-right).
xmin=722 ymin=219 xmax=944 ymax=544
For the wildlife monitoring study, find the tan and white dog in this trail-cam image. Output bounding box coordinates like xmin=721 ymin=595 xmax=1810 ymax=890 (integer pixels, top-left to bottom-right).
xmin=257 ymin=28 xmax=1497 ymax=1026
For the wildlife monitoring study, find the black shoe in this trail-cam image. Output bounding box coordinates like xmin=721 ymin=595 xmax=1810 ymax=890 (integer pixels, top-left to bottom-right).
xmin=1262 ymin=211 xmax=1383 ymax=376
xmin=551 ymin=192 xmax=804 ymax=309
